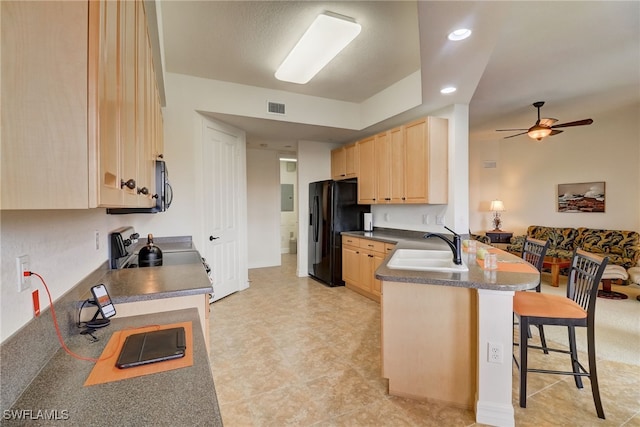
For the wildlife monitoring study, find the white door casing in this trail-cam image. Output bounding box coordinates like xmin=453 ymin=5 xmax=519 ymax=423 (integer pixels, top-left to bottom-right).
xmin=202 ymin=121 xmax=246 ymax=301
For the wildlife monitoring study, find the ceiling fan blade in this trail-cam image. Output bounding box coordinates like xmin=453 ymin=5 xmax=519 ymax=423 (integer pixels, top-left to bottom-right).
xmin=550 ymin=118 xmax=593 ymax=128
xmin=504 ymin=131 xmax=528 ymax=139
xmin=496 ymin=128 xmax=528 ymax=132
xmin=549 ymin=130 xmax=563 ymax=136
xmin=539 ymin=118 xmax=558 ymax=127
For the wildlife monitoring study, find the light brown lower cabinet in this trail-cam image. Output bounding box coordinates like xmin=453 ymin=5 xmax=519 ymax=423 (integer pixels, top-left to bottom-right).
xmin=342 ymin=236 xmax=395 ymax=303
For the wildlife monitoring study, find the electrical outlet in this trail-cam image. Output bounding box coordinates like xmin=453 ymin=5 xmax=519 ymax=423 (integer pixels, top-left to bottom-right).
xmin=422 ymin=214 xmax=430 ymax=225
xmin=17 ymin=255 xmax=30 ymax=292
xmin=384 ymin=213 xmax=390 ymax=222
xmin=488 ymin=342 xmax=503 ymax=364
xmin=95 ymin=230 xmax=100 ymax=250
xmin=436 ymin=215 xmax=445 ymax=225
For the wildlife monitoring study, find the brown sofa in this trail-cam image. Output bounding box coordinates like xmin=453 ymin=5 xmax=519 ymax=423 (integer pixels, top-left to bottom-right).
xmin=506 ymin=225 xmax=640 ymax=270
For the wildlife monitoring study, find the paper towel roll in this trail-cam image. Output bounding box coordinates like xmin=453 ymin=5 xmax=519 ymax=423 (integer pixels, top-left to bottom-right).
xmin=364 ymin=213 xmax=373 ymax=231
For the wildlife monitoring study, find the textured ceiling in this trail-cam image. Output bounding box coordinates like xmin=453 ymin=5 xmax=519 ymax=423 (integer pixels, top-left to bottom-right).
xmin=159 ymin=1 xmax=640 ymax=150
xmin=161 ymin=1 xmax=421 ymax=103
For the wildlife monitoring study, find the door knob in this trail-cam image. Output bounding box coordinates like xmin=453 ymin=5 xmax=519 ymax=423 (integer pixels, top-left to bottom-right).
xmin=209 ymin=236 xmax=219 ymax=241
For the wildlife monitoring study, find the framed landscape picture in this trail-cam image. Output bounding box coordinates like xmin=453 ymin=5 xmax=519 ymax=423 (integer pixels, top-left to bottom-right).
xmin=557 ymin=182 xmax=605 ymax=213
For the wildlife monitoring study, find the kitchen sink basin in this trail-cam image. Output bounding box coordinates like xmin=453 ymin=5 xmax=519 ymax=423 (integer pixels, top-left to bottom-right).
xmin=386 ymin=249 xmax=469 ymax=272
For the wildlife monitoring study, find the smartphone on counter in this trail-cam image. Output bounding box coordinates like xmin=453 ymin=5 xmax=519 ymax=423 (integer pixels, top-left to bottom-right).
xmin=90 ymin=284 xmax=116 ymax=319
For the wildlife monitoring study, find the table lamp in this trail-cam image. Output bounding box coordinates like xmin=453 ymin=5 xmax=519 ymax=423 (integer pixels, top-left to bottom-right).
xmin=490 ymin=200 xmax=505 ymax=231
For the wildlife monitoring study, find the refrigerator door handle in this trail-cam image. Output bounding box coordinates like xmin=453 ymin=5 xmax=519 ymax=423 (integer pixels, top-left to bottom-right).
xmin=313 ymin=196 xmax=318 ymax=242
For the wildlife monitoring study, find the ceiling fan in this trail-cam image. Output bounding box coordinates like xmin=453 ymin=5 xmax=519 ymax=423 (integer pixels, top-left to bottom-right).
xmin=496 ymin=101 xmax=593 ymax=141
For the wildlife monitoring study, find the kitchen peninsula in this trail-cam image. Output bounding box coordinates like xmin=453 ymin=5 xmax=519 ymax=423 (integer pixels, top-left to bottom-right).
xmin=346 ymin=230 xmax=539 ymax=427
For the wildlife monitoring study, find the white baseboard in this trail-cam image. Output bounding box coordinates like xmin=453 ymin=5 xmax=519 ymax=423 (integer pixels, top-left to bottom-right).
xmin=475 ymin=400 xmax=514 ymax=427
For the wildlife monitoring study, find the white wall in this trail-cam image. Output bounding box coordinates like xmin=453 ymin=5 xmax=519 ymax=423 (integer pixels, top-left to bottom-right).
xmin=246 ymin=149 xmax=281 ymax=268
xmin=0 ymin=210 xmax=130 ymax=340
xmin=280 ymin=160 xmax=298 ymax=253
xmin=469 ymin=101 xmax=640 ymax=236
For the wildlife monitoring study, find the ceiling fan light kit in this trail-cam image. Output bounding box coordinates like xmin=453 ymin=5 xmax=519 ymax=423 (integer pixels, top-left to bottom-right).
xmin=275 ymin=12 xmax=361 ymax=85
xmin=497 ymin=101 xmax=593 ymax=141
xmin=527 ymin=124 xmax=552 ymax=141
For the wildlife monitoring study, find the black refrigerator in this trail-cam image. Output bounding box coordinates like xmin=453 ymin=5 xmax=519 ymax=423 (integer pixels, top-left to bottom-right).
xmin=308 ymin=179 xmax=370 ymax=287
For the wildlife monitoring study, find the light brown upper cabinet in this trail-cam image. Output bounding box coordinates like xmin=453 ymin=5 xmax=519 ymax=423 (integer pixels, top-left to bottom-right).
xmin=354 ymin=117 xmax=448 ymax=205
xmin=1 ymin=0 xmax=163 ymax=210
xmin=403 ymin=117 xmax=448 ymax=204
xmin=331 ymin=143 xmax=357 ymax=181
xmin=389 ymin=126 xmax=406 ymax=203
xmin=356 ymin=136 xmax=376 ymax=204
xmin=375 ymin=131 xmax=392 ymax=203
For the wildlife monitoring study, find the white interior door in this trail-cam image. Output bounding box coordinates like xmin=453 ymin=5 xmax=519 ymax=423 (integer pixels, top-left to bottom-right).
xmin=203 ymin=123 xmax=242 ymax=301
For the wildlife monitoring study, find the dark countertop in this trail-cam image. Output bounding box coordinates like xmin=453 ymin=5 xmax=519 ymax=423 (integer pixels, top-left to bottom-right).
xmin=4 ymin=309 xmax=222 ymax=427
xmin=343 ymin=228 xmax=539 ymax=291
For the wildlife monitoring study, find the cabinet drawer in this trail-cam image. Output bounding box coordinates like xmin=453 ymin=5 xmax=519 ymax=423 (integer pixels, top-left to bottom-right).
xmin=343 ymin=236 xmax=360 ymax=247
xmin=359 ymin=239 xmax=385 ymax=253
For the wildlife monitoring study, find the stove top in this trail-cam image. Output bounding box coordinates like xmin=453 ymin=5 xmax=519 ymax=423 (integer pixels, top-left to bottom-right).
xmin=123 ymin=250 xmax=203 ymax=268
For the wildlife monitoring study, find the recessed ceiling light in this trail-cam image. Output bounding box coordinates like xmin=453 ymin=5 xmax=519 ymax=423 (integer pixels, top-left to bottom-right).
xmin=440 ymin=86 xmax=457 ymax=94
xmin=448 ymin=28 xmax=472 ymax=41
xmin=275 ymin=12 xmax=361 ymax=84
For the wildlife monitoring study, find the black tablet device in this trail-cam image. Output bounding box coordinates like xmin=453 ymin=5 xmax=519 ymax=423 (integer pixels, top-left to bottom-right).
xmin=116 ymin=327 xmax=186 ymax=369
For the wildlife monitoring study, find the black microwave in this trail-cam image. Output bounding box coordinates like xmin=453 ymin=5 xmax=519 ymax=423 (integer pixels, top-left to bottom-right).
xmin=107 ymin=160 xmax=173 ymax=214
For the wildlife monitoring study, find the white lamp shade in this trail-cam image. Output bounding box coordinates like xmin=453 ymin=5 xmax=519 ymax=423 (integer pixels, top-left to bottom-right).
xmin=275 ymin=13 xmax=361 ymax=84
xmin=490 ymin=200 xmax=505 ymax=212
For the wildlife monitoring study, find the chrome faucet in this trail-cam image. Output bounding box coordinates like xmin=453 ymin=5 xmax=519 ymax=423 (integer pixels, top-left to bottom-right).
xmin=423 ymin=226 xmax=462 ymax=265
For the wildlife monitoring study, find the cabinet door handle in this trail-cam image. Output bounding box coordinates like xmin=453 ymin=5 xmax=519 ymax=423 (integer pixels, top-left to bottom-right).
xmin=121 ymin=178 xmax=136 ymax=190
xmin=368 ymin=254 xmax=374 ymax=258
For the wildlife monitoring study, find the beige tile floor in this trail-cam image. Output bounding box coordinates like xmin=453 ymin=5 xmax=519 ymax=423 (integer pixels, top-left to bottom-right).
xmin=209 ymin=255 xmax=640 ymax=426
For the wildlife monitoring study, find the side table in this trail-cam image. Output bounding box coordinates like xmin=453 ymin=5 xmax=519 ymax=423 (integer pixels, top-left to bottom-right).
xmin=485 ymin=231 xmax=513 ymax=248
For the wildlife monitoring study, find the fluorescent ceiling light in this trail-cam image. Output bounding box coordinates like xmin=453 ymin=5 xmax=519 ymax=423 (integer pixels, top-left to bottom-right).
xmin=448 ymin=28 xmax=472 ymax=41
xmin=280 ymin=158 xmax=297 ymax=162
xmin=275 ymin=13 xmax=361 ymax=84
xmin=440 ymin=86 xmax=457 ymax=94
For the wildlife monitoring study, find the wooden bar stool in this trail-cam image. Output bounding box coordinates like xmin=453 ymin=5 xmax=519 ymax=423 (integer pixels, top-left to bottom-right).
xmin=513 ymin=249 xmax=608 ymax=419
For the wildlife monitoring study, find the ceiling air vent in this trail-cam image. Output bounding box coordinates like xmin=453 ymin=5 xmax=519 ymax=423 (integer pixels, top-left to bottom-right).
xmin=267 ymin=101 xmax=286 ymax=115
xmin=483 ymin=161 xmax=497 ymax=169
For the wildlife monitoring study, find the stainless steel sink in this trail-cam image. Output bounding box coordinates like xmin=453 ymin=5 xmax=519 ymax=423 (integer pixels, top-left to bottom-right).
xmin=386 ymin=249 xmax=469 ymax=272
